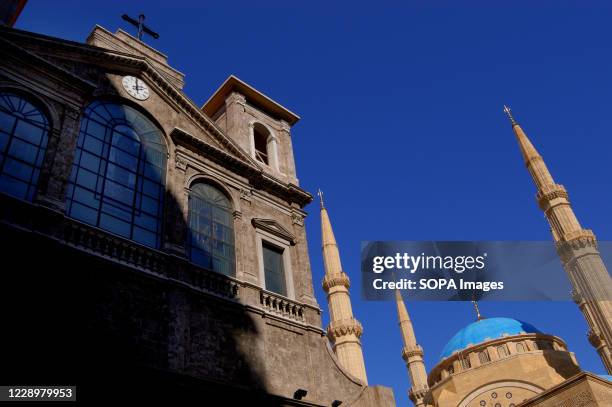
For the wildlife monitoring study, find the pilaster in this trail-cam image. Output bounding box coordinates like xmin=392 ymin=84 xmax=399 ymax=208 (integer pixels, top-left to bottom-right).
xmin=37 ymin=105 xmax=81 ymax=210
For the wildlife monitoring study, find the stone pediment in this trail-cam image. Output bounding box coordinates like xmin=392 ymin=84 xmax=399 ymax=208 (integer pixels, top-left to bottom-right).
xmin=251 ymin=218 xmax=296 ymax=245
xmin=87 ymin=26 xmax=185 ymax=90
xmin=0 ymin=25 xmax=259 ymax=167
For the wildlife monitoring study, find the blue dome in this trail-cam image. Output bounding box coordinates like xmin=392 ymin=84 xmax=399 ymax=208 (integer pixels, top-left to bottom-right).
xmin=440 ymin=317 xmax=541 ymax=360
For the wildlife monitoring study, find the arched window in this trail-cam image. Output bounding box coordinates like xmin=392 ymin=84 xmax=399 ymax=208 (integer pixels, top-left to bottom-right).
xmin=478 ymin=350 xmax=490 ymax=364
xmin=66 ymin=101 xmax=167 ymax=249
xmin=460 ymin=355 xmax=471 ymax=370
xmin=497 ymin=345 xmax=509 ymax=358
xmin=253 ymin=122 xmax=270 ymax=165
xmin=0 ymin=92 xmax=50 ymax=201
xmin=188 ymin=182 xmax=235 ymax=276
xmin=516 ymin=342 xmax=525 ymax=353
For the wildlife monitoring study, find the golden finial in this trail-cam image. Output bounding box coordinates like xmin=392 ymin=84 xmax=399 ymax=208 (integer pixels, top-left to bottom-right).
xmin=317 ymin=188 xmax=325 ymax=209
xmin=503 ymin=105 xmax=517 ymax=126
xmin=472 ymin=300 xmax=483 ymax=321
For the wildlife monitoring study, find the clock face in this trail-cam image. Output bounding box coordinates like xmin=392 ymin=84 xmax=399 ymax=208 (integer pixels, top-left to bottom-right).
xmin=122 ymin=76 xmax=150 ymax=101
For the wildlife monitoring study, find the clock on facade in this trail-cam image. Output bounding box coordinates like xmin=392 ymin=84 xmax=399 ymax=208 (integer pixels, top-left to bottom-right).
xmin=122 ymin=76 xmax=150 ymax=100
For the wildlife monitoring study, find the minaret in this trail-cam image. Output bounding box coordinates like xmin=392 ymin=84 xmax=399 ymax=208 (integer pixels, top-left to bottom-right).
xmin=319 ymin=190 xmax=368 ymax=384
xmin=396 ymin=290 xmax=430 ymax=407
xmin=505 ymin=105 xmax=612 ymax=373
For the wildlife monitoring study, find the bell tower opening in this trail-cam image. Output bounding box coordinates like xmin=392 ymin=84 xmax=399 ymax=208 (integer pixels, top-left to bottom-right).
xmin=253 ymin=122 xmax=270 ymax=165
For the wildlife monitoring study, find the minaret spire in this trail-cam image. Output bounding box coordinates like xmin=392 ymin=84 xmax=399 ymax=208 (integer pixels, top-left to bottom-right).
xmin=471 ymin=300 xmax=483 ymax=321
xmin=396 ymin=290 xmax=431 ymax=407
xmin=503 ymin=104 xmax=517 ymax=125
xmin=317 ymin=188 xmax=325 ymax=209
xmin=507 ymin=107 xmax=612 ymax=373
xmin=320 ymin=191 xmax=368 ymax=384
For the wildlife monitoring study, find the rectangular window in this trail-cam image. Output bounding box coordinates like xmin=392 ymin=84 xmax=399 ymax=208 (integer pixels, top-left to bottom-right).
xmin=263 ymin=242 xmax=287 ymax=296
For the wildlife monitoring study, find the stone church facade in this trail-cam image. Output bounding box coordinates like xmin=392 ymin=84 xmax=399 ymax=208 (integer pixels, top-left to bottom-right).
xmin=0 ymin=24 xmax=394 ymax=405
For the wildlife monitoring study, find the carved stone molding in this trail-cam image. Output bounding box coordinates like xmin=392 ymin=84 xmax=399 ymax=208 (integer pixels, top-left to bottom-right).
xmin=291 ymin=211 xmax=304 ymax=226
xmin=588 ymin=327 xmax=603 ymax=348
xmin=537 ymin=183 xmax=569 ymax=210
xmin=64 ymin=106 xmax=81 ymax=121
xmin=571 ymin=289 xmax=584 ymax=305
xmin=279 ymin=119 xmax=290 ymax=132
xmin=251 ymin=218 xmax=296 ymax=245
xmin=327 ymin=317 xmax=363 ymax=339
xmin=554 ymin=390 xmax=594 ymax=407
xmin=402 ymin=345 xmax=424 ymax=361
xmin=556 ymin=229 xmax=598 ymax=262
xmin=175 ymin=154 xmax=188 ymax=171
xmin=225 ymin=91 xmax=246 ymax=106
xmin=240 ymin=188 xmax=252 ymax=203
xmin=322 ymin=272 xmax=350 ymax=291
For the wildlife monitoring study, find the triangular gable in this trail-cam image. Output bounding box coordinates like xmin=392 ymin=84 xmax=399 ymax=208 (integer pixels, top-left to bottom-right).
xmin=0 ymin=25 xmax=261 ymax=171
xmin=251 ymin=218 xmax=296 ymax=245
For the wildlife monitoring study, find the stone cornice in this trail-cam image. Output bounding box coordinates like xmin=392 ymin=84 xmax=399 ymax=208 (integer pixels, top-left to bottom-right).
xmin=556 ymin=229 xmax=598 ymax=263
xmin=537 ymin=183 xmax=569 ymax=211
xmin=0 ymin=34 xmax=96 ymax=95
xmin=402 ymin=345 xmax=424 ymax=361
xmin=0 ymin=193 xmax=323 ymax=333
xmin=429 ymin=332 xmax=569 ymax=382
xmin=171 ymin=128 xmax=312 ymax=206
xmin=517 ymin=372 xmax=612 ymax=406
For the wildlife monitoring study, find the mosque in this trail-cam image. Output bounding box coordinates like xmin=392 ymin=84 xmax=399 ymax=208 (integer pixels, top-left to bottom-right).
xmin=316 ymin=107 xmax=612 ymax=406
xmin=377 ymin=108 xmax=612 ymax=406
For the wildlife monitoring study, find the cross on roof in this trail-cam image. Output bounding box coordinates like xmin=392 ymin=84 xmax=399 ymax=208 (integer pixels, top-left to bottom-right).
xmin=121 ymin=13 xmax=159 ymax=42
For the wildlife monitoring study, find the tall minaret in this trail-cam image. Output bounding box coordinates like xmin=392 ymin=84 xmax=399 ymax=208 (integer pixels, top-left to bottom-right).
xmin=319 ymin=190 xmax=368 ymax=384
xmin=396 ymin=290 xmax=431 ymax=407
xmin=505 ymin=105 xmax=612 ymax=373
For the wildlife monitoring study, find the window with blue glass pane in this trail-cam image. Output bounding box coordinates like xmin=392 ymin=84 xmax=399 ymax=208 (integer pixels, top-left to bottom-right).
xmin=188 ymin=183 xmax=235 ymax=276
xmin=0 ymin=92 xmax=50 ymax=201
xmin=262 ymin=242 xmax=286 ymax=296
xmin=66 ymin=101 xmax=167 ymax=249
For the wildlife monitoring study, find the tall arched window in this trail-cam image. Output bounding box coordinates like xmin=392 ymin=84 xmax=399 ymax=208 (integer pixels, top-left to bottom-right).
xmin=66 ymin=101 xmax=167 ymax=249
xmin=188 ymin=182 xmax=235 ymax=276
xmin=0 ymin=92 xmax=50 ymax=201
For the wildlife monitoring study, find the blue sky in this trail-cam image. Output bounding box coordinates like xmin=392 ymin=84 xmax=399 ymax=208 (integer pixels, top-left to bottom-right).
xmin=16 ymin=1 xmax=612 ymax=405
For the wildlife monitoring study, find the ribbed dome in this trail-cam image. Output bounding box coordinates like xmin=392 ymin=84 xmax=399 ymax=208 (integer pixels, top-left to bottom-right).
xmin=440 ymin=317 xmax=541 ymax=360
